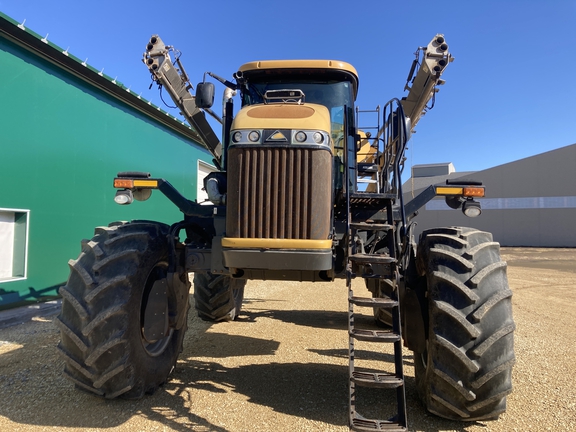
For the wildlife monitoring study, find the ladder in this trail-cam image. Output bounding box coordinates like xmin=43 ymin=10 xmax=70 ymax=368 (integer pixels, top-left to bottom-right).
xmin=346 ymin=198 xmax=407 ymax=431
xmin=355 ymin=106 xmax=381 ymax=192
xmin=345 ymin=100 xmax=410 ymax=431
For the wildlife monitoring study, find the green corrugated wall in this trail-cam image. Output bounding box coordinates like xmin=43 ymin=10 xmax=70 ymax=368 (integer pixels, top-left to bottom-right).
xmin=0 ymin=34 xmax=212 ymax=308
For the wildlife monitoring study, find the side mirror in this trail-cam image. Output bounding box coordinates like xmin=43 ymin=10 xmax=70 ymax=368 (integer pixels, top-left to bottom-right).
xmin=196 ymin=82 xmax=215 ymax=109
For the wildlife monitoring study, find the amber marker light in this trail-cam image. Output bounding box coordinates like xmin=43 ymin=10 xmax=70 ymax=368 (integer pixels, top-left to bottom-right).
xmin=114 ymin=178 xmax=134 ymax=188
xmin=463 ymin=187 xmax=485 ymax=197
xmin=436 ymin=186 xmax=485 ymax=197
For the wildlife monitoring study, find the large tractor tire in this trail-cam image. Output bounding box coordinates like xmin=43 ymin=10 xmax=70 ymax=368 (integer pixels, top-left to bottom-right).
xmin=414 ymin=227 xmax=515 ymax=421
xmin=193 ymin=272 xmax=246 ymax=321
xmin=56 ymin=221 xmax=189 ymax=399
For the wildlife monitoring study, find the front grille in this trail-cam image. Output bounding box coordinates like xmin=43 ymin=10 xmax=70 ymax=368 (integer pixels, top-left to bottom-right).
xmin=226 ymin=146 xmax=332 ymax=240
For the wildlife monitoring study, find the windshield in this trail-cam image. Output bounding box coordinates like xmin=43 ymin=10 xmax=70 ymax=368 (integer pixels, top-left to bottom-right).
xmin=243 ymin=81 xmax=352 ymax=108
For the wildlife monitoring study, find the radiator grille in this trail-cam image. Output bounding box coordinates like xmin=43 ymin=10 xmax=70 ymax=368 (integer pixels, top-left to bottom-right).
xmin=227 ymin=146 xmax=331 ymax=240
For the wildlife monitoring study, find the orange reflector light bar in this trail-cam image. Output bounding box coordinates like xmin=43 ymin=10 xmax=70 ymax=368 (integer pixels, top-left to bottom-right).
xmin=463 ymin=187 xmax=485 ymax=197
xmin=114 ymin=179 xmax=159 ymax=189
xmin=436 ymin=186 xmax=485 ymax=197
xmin=114 ymin=179 xmax=133 ymax=188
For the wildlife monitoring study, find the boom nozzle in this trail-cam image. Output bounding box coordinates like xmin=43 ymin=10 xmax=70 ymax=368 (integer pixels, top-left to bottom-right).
xmin=401 ymin=33 xmax=453 ymax=130
xmin=142 ymin=34 xmax=223 ymax=165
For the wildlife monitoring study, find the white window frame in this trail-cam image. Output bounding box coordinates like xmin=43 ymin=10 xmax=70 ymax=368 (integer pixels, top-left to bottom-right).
xmin=0 ymin=208 xmax=30 ymax=283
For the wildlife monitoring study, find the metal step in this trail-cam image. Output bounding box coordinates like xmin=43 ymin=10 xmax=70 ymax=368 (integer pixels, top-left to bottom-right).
xmin=350 ymin=222 xmax=393 ymax=231
xmin=350 ymin=193 xmax=396 ymax=205
xmin=351 ymin=371 xmax=404 ymax=389
xmin=357 ymin=163 xmax=379 ymax=173
xmin=351 ymin=415 xmax=407 ymax=432
xmin=350 ymin=328 xmax=400 ymax=343
xmin=350 ymin=296 xmax=397 ymax=309
xmin=349 ymin=254 xmax=395 ymax=265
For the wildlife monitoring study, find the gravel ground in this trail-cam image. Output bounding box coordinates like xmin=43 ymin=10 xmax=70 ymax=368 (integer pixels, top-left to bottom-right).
xmin=0 ymin=247 xmax=575 ymax=431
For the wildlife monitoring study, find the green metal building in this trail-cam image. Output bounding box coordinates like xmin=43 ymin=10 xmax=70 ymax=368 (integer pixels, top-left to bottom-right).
xmin=0 ymin=13 xmax=213 ymax=309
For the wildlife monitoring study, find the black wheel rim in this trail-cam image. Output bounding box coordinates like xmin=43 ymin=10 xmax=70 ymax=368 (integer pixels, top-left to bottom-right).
xmin=140 ymin=263 xmax=173 ymax=357
xmin=421 ymin=340 xmax=429 ymax=370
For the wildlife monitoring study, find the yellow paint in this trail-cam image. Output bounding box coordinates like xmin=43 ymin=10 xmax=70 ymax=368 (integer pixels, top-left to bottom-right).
xmin=436 ymin=186 xmax=485 ymax=197
xmin=133 ymin=179 xmax=159 ymax=188
xmin=436 ymin=186 xmax=464 ymax=195
xmin=222 ymin=237 xmax=332 ymax=249
xmin=238 ymin=59 xmax=358 ymax=79
xmin=232 ymin=103 xmax=331 ymax=136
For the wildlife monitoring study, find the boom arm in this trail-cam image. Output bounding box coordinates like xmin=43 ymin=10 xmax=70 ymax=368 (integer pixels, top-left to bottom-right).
xmin=355 ymin=34 xmax=454 ymax=195
xmin=401 ymin=34 xmax=453 ymax=130
xmin=362 ymin=34 xmax=453 ymax=165
xmin=143 ymin=35 xmax=222 ymax=167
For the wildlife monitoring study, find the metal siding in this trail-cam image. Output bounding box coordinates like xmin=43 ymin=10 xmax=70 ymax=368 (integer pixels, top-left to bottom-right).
xmin=0 ymin=37 xmax=211 ymax=307
xmin=406 ymin=144 xmax=576 ymax=247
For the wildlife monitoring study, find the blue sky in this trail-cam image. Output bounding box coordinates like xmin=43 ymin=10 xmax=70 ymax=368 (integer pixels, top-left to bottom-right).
xmin=2 ymin=0 xmax=575 ymax=176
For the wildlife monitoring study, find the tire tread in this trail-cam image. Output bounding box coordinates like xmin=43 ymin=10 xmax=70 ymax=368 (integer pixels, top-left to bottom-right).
xmin=58 ymin=221 xmax=188 ymax=399
xmin=414 ymin=226 xmax=515 ymax=421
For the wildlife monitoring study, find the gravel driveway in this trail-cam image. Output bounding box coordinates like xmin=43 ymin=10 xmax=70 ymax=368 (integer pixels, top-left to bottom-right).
xmin=0 ymin=247 xmax=574 ymax=431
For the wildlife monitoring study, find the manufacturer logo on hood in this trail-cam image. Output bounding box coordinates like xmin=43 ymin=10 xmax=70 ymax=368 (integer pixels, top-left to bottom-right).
xmin=265 ymin=130 xmax=288 ymax=142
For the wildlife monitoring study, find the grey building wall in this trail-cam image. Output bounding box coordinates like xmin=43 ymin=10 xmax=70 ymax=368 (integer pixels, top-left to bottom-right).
xmin=404 ymin=144 xmax=576 ymax=247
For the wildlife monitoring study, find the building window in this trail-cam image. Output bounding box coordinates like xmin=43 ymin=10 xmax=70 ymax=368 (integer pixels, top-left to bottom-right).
xmin=0 ymin=209 xmax=30 ymax=282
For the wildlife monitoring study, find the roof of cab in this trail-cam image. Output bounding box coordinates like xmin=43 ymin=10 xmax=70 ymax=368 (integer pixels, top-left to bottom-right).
xmin=238 ymin=59 xmax=359 ymax=96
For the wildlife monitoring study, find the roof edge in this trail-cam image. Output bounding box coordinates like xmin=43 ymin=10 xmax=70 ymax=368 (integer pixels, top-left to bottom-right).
xmin=0 ymin=12 xmax=207 ymax=148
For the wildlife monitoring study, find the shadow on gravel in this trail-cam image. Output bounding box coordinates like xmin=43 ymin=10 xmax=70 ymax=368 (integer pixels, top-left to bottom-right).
xmin=175 ymin=359 xmax=350 ymax=425
xmin=0 ymin=302 xmax=489 ymax=431
xmin=241 ymin=308 xmax=349 ymax=330
xmin=171 ymin=318 xmax=483 ymax=431
xmin=184 ymin=332 xmax=281 ymax=358
xmin=168 ymin=358 xmax=481 ymax=431
xmin=0 ymin=316 xmax=231 ymax=431
xmin=309 ymin=347 xmax=415 ymax=366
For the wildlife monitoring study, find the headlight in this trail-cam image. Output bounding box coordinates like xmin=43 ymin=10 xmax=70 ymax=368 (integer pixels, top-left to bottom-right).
xmin=313 ymin=132 xmax=324 ymax=144
xmin=295 ymin=131 xmax=307 ymax=142
xmin=229 ymin=130 xmax=262 ymax=144
xmin=291 ymin=130 xmax=329 ymax=146
xmin=248 ymin=131 xmax=260 ymax=142
xmin=114 ymin=189 xmax=133 ymax=205
xmin=462 ymin=199 xmax=482 ymax=217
